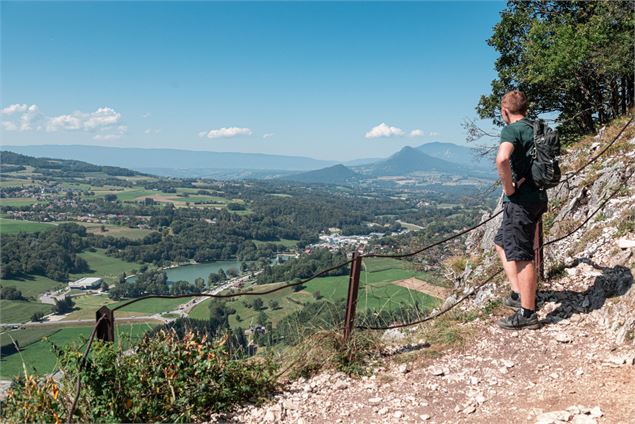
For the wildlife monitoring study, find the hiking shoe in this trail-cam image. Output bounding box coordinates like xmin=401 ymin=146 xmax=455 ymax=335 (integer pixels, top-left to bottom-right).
xmin=502 ymin=295 xmax=521 ymax=310
xmin=497 ymin=309 xmax=542 ymax=330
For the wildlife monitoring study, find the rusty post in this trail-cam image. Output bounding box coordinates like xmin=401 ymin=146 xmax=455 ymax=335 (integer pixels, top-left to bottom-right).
xmin=96 ymin=306 xmax=115 ymax=342
xmin=343 ymin=251 xmax=363 ymax=342
xmin=534 ymin=217 xmax=544 ymax=282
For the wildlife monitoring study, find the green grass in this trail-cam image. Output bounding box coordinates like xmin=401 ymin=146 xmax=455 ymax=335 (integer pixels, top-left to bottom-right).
xmin=0 ymin=217 xmax=54 ymax=234
xmin=71 ymin=222 xmax=153 ymax=240
xmin=71 ymin=249 xmax=139 ymax=282
xmin=0 ymin=323 xmax=156 ymax=378
xmin=252 ymin=238 xmax=299 ymax=249
xmin=0 ymin=179 xmax=32 ymax=188
xmin=0 ymin=198 xmax=39 ymax=207
xmin=0 ymin=300 xmax=53 ymax=324
xmin=0 ymin=275 xmax=65 ymax=299
xmin=115 ymin=189 xmax=158 ymax=201
xmin=189 ymin=262 xmax=440 ymax=329
xmin=62 ymin=294 xmax=192 ymax=320
xmin=110 ymin=297 xmax=193 ymax=314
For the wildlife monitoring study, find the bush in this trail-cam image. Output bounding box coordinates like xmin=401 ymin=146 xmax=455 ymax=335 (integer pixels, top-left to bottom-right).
xmin=1 ymin=330 xmax=278 ymax=423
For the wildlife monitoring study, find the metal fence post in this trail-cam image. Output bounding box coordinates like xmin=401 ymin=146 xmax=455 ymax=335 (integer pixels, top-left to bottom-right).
xmin=96 ymin=306 xmax=115 ymax=342
xmin=343 ymin=251 xmax=363 ymax=342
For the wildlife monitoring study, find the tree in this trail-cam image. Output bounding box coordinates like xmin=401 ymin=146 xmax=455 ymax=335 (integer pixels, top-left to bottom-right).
xmin=313 ymin=290 xmax=322 ymax=300
xmin=268 ymin=299 xmax=279 ymax=310
xmin=477 ymin=1 xmax=634 ymax=140
xmin=0 ymin=286 xmax=24 ymax=300
xmin=252 ymin=298 xmax=264 ymax=311
xmin=31 ymin=311 xmax=45 ymax=322
xmin=53 ymin=296 xmax=75 ymax=315
xmin=104 ymin=193 xmax=117 ymax=202
xmin=195 ymin=277 xmax=206 ymax=291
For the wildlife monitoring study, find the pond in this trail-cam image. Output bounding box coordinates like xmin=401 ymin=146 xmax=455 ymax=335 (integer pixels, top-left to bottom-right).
xmin=164 ymin=260 xmax=242 ymax=283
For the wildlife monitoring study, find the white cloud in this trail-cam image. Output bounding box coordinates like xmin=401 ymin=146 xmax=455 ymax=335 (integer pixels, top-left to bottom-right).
xmin=263 ymin=133 xmax=274 ymax=139
xmin=1 ymin=104 xmax=30 ymax=115
xmin=409 ymin=129 xmax=424 ymax=137
xmin=365 ymin=123 xmax=406 ymax=139
xmin=0 ymin=104 xmax=43 ymax=131
xmin=47 ymin=107 xmax=121 ymax=132
xmin=142 ymin=112 xmax=152 ymax=118
xmin=429 ymin=131 xmax=440 ymax=137
xmin=201 ymin=127 xmax=252 ymax=139
xmin=144 ymin=128 xmax=161 ymax=134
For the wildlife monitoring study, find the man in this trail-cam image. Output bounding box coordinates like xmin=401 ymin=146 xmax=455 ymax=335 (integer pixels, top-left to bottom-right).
xmin=494 ymin=90 xmax=548 ymax=330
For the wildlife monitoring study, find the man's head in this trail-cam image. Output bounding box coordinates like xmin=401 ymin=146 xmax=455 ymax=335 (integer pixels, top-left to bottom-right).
xmin=501 ymin=90 xmax=528 ymax=124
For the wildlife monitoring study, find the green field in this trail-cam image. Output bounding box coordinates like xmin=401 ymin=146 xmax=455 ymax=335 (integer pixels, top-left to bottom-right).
xmin=115 ymin=189 xmax=159 ymax=201
xmin=62 ymin=294 xmax=192 ymax=320
xmin=0 ymin=217 xmax=54 ymax=234
xmin=0 ymin=300 xmax=53 ymax=324
xmin=0 ymin=275 xmax=65 ymax=299
xmin=0 ymin=323 xmax=156 ymax=378
xmin=71 ymin=249 xmax=139 ymax=282
xmin=189 ymin=259 xmax=440 ymax=328
xmin=0 ymin=198 xmax=39 ymax=207
xmin=253 ymin=238 xmax=299 ymax=249
xmin=111 ymin=297 xmax=194 ymax=314
xmin=71 ymin=222 xmax=153 ymax=240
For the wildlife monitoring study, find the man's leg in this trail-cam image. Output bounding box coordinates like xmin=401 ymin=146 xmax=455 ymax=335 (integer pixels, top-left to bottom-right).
xmin=496 ymin=244 xmax=520 ymax=294
xmin=515 ymin=260 xmax=537 ymax=310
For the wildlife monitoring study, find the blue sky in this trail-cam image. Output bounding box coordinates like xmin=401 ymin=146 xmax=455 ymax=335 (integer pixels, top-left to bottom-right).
xmin=1 ymin=1 xmax=504 ymax=160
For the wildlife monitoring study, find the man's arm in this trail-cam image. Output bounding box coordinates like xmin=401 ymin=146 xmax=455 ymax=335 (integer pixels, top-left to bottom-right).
xmin=496 ymin=142 xmax=515 ymax=196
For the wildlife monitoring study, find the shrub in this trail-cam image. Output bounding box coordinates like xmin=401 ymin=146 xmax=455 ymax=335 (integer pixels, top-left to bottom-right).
xmin=2 ymin=330 xmax=278 ymax=423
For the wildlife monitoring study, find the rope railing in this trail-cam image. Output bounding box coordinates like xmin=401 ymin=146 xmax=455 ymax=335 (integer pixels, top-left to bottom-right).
xmin=357 ymin=166 xmax=633 ymax=331
xmin=62 ymin=116 xmax=633 ymax=421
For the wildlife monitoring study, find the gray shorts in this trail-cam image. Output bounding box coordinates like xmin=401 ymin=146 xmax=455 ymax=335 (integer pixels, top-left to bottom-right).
xmin=494 ymin=200 xmax=548 ymax=261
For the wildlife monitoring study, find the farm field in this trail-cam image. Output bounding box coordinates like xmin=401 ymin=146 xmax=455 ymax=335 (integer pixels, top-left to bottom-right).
xmin=0 ymin=217 xmax=54 ymax=234
xmin=0 ymin=198 xmax=40 ymax=207
xmin=0 ymin=323 xmax=157 ymax=379
xmin=253 ymin=238 xmax=299 ymax=249
xmin=188 ymin=258 xmax=441 ymax=329
xmin=63 ymin=294 xmax=193 ymax=320
xmin=72 ymin=222 xmax=154 ymax=240
xmin=0 ymin=300 xmax=53 ymax=324
xmin=70 ymin=249 xmax=139 ymax=283
xmin=0 ymin=275 xmax=65 ymax=299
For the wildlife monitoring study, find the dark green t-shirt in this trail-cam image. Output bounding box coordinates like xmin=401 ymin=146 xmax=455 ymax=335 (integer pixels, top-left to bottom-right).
xmin=500 ymin=118 xmax=548 ymax=204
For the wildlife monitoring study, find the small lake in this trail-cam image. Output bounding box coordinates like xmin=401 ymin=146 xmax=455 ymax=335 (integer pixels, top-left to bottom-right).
xmin=165 ymin=260 xmax=242 ymax=283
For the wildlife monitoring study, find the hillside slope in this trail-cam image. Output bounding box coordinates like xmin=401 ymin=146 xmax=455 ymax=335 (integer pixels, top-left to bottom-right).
xmin=217 ymin=117 xmax=635 ymax=423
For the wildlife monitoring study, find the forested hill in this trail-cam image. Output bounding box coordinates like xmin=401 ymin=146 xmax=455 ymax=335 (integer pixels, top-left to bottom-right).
xmin=0 ymin=151 xmax=142 ymax=177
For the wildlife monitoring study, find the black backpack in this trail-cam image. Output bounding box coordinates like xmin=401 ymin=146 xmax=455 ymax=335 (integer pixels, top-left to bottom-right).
xmin=525 ymin=119 xmax=561 ymax=189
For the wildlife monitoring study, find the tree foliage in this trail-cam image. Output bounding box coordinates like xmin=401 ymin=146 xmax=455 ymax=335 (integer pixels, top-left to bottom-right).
xmin=478 ymin=1 xmax=634 ymax=139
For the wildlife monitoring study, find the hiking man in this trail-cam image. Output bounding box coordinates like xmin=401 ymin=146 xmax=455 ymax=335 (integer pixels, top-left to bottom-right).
xmin=494 ymin=90 xmax=548 ymax=330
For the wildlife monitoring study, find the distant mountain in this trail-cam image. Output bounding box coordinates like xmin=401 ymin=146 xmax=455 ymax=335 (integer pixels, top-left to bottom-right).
xmin=363 ymin=146 xmax=467 ymax=176
xmin=2 ymin=145 xmax=337 ymax=173
xmin=342 ymin=157 xmax=382 ymax=167
xmin=0 ymin=150 xmax=142 ymax=176
xmin=416 ymin=142 xmax=492 ymax=170
xmin=280 ymin=164 xmax=360 ymax=185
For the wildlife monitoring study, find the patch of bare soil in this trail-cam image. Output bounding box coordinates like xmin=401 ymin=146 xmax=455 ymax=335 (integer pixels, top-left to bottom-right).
xmin=393 ymin=278 xmax=451 ymax=300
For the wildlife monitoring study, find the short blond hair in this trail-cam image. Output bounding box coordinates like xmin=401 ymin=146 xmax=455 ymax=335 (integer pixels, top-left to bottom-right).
xmin=501 ymin=90 xmax=528 ymax=115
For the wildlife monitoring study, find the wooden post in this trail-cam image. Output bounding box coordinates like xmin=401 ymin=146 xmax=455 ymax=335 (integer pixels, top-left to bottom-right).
xmin=534 ymin=217 xmax=544 ymax=281
xmin=96 ymin=306 xmax=115 ymax=342
xmin=343 ymin=252 xmax=363 ymax=342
